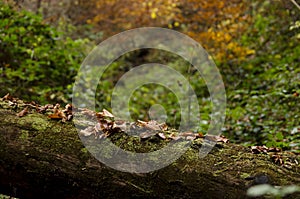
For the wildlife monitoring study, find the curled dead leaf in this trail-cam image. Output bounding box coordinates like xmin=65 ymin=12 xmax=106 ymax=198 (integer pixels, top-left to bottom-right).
xmin=186 ymin=136 xmax=196 ymax=141
xmin=158 ymin=132 xmax=166 ymax=139
xmin=48 ymin=109 xmax=67 ymax=121
xmin=102 ymin=109 xmax=114 ymax=117
xmin=271 ymin=154 xmax=284 ymax=165
xmin=197 ymin=132 xmax=205 ymax=138
xmin=250 ymin=145 xmax=269 ymax=154
xmin=81 ymin=108 xmax=96 ymax=117
xmin=170 ymin=136 xmax=181 ymax=141
xmin=2 ymin=93 xmax=13 ymax=101
xmin=53 ymin=103 xmax=60 ymax=113
xmin=65 ymin=104 xmax=72 ymax=111
xmin=113 ymin=120 xmax=131 ymax=132
xmin=98 ymin=133 xmax=108 ymax=139
xmin=140 ymin=131 xmax=157 ymax=139
xmin=79 ymin=126 xmax=96 ymax=137
xmin=178 ymin=132 xmax=196 ymax=140
xmin=205 ymin=135 xmax=229 ymax=143
xmin=67 ymin=114 xmax=73 ymax=121
xmin=96 ymin=109 xmax=114 ymax=118
xmin=137 ymin=120 xmax=166 ymax=131
xmin=159 ymin=123 xmax=168 ymax=131
xmin=268 ymin=147 xmax=281 ymax=152
xmin=48 ymin=114 xmax=63 ymax=120
xmin=17 ymin=107 xmax=28 ymax=117
xmin=214 ymin=135 xmax=229 ymax=143
xmin=62 ymin=104 xmax=73 ymax=121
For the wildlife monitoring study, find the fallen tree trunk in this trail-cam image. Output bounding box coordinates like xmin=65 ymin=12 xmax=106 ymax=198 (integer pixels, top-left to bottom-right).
xmin=0 ymin=99 xmax=299 ymax=199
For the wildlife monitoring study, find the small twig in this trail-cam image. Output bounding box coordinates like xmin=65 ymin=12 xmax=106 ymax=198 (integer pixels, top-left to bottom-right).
xmin=290 ymin=0 xmax=300 ymax=11
xmin=187 ymin=61 xmax=192 ymax=129
xmin=125 ymin=180 xmax=152 ymax=193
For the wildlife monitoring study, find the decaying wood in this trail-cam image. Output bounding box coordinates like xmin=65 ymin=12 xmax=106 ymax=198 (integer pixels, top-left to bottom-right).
xmin=0 ymin=99 xmax=299 ymax=199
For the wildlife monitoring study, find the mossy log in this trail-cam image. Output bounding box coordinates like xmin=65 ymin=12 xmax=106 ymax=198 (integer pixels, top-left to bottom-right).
xmin=0 ymin=100 xmax=299 ymax=199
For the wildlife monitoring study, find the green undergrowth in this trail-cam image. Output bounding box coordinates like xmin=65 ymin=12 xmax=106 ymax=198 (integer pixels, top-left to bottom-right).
xmin=0 ymin=1 xmax=91 ymax=104
xmin=0 ymin=0 xmax=299 ymax=153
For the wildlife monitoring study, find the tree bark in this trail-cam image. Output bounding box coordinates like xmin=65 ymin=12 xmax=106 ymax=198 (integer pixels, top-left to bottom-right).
xmin=0 ymin=100 xmax=299 ymax=199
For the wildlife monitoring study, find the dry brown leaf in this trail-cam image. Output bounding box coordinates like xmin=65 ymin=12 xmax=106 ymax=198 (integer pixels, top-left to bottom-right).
xmin=197 ymin=132 xmax=205 ymax=138
xmin=94 ymin=123 xmax=101 ymax=133
xmin=2 ymin=93 xmax=13 ymax=101
xmin=17 ymin=107 xmax=28 ymax=117
xmin=96 ymin=109 xmax=114 ymax=118
xmin=79 ymin=126 xmax=95 ymax=137
xmin=98 ymin=133 xmax=108 ymax=139
xmin=62 ymin=104 xmax=73 ymax=121
xmin=271 ymin=154 xmax=284 ymax=165
xmin=81 ymin=109 xmax=96 ymax=117
xmin=67 ymin=114 xmax=73 ymax=121
xmin=37 ymin=104 xmax=54 ymax=113
xmin=48 ymin=114 xmax=63 ymax=120
xmin=37 ymin=105 xmax=48 ymax=113
xmin=268 ymin=147 xmax=281 ymax=152
xmin=65 ymin=104 xmax=72 ymax=111
xmin=250 ymin=146 xmax=282 ymax=161
xmin=140 ymin=131 xmax=156 ymax=139
xmin=48 ymin=109 xmax=67 ymax=121
xmin=186 ymin=136 xmax=196 ymax=141
xmin=177 ymin=132 xmax=197 ymax=141
xmin=214 ymin=135 xmax=229 ymax=143
xmin=159 ymin=123 xmax=168 ymax=131
xmin=250 ymin=145 xmax=269 ymax=154
xmin=158 ymin=132 xmax=166 ymax=140
xmin=113 ymin=120 xmax=131 ymax=132
xmin=170 ymin=136 xmax=181 ymax=141
xmin=179 ymin=132 xmax=195 ymax=137
xmin=205 ymin=135 xmax=229 ymax=143
xmin=102 ymin=109 xmax=114 ymax=118
xmin=137 ymin=120 xmax=165 ymax=131
xmin=53 ymin=103 xmax=60 ymax=113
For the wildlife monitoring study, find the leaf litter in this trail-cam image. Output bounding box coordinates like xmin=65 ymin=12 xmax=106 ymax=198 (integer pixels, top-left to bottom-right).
xmin=1 ymin=93 xmax=299 ymax=167
xmin=1 ymin=93 xmax=230 ymax=144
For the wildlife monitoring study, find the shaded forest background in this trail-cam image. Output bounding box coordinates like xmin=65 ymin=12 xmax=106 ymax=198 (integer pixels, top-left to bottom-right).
xmin=0 ymin=0 xmax=299 ymax=153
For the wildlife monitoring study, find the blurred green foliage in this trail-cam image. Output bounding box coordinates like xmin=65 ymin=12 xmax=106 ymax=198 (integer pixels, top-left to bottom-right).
xmin=0 ymin=1 xmax=91 ymax=104
xmin=247 ymin=184 xmax=300 ymax=198
xmin=0 ymin=0 xmax=299 ymax=152
xmin=95 ymin=50 xmax=210 ymax=130
xmin=223 ymin=1 xmax=300 ymax=152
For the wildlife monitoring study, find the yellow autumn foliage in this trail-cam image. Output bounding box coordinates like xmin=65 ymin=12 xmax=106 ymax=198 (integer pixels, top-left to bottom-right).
xmin=86 ymin=0 xmax=254 ymax=62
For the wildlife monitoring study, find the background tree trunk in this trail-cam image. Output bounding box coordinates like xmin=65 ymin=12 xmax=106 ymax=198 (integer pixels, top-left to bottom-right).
xmin=0 ymin=100 xmax=299 ymax=199
xmin=36 ymin=0 xmax=41 ymax=13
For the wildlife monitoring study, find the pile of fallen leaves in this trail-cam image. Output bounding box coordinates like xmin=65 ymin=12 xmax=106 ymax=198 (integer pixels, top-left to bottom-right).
xmin=0 ymin=93 xmax=230 ymax=144
xmin=2 ymin=93 xmax=73 ymax=122
xmin=250 ymin=145 xmax=299 ymax=168
xmin=71 ymin=103 xmax=230 ymax=144
xmin=1 ymin=93 xmax=299 ymax=168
